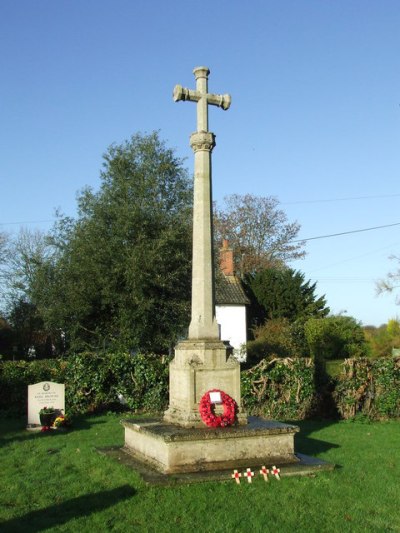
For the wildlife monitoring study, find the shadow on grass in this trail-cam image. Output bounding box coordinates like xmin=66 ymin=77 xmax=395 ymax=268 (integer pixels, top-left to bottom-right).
xmin=0 ymin=415 xmax=106 ymax=450
xmin=286 ymin=419 xmax=341 ymax=457
xmin=0 ymin=485 xmax=136 ymax=533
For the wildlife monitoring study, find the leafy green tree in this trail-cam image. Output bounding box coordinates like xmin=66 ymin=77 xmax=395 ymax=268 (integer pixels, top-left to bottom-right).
xmin=31 ymin=132 xmax=193 ymax=353
xmin=214 ymin=194 xmax=305 ymax=276
xmin=0 ymin=315 xmax=13 ymax=356
xmin=246 ymin=267 xmax=329 ymax=326
xmin=246 ymin=317 xmax=303 ymax=365
xmin=7 ymin=297 xmax=50 ymax=357
xmin=363 ymin=319 xmax=400 ymax=357
xmin=305 ymin=315 xmax=369 ymax=361
xmin=387 ymin=318 xmax=400 ymax=337
xmin=242 ymin=268 xmax=328 ymax=364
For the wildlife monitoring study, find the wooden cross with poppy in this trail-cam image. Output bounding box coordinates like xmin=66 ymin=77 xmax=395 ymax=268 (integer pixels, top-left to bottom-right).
xmin=231 ymin=469 xmax=242 ymax=484
xmin=260 ymin=466 xmax=269 ymax=481
xmin=244 ymin=468 xmax=255 ymax=483
xmin=271 ymin=466 xmax=281 ymax=480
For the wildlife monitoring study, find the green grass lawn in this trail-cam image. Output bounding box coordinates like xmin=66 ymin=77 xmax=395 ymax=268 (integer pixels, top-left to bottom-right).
xmin=0 ymin=414 xmax=399 ymax=533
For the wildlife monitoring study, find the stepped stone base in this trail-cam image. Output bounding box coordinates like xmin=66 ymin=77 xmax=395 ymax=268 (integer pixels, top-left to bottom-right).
xmin=122 ymin=416 xmax=300 ymax=474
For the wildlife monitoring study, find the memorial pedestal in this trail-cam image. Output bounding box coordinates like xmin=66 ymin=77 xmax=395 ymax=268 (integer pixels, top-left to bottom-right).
xmin=163 ymin=340 xmax=247 ymax=428
xmin=122 ymin=417 xmax=299 ymax=474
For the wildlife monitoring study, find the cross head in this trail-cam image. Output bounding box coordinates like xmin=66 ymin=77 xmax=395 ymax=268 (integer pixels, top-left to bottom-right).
xmin=173 ymin=66 xmax=231 ymax=133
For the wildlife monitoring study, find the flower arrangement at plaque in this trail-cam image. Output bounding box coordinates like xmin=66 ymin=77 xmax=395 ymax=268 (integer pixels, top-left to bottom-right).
xmin=39 ymin=407 xmax=72 ymax=432
xmin=39 ymin=406 xmax=56 ymax=427
xmin=52 ymin=414 xmax=72 ymax=429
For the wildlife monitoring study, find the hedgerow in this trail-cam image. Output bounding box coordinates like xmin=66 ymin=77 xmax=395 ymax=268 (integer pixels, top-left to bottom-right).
xmin=63 ymin=351 xmax=170 ymax=413
xmin=0 ymin=352 xmax=170 ymax=416
xmin=241 ymin=357 xmax=316 ymax=419
xmin=1 ymin=354 xmax=399 ymax=420
xmin=334 ymin=357 xmax=400 ymax=419
xmin=0 ymin=359 xmax=67 ymax=416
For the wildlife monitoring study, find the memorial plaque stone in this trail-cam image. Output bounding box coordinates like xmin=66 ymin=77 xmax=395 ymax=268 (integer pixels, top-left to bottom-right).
xmin=27 ymin=381 xmax=65 ymax=427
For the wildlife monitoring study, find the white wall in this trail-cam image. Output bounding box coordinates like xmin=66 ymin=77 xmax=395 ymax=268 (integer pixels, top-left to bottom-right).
xmin=216 ymin=305 xmax=247 ymax=362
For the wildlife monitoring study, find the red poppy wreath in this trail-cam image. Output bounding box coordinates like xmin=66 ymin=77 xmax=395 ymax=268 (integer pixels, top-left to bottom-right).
xmin=199 ymin=389 xmax=237 ymax=428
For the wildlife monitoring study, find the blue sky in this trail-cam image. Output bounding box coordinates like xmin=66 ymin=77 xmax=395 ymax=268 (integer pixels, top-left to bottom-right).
xmin=1 ymin=1 xmax=399 ymax=325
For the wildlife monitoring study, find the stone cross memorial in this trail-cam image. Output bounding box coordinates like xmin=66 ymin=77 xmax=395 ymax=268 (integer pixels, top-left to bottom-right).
xmin=122 ymin=67 xmax=303 ymax=475
xmin=164 ymin=67 xmax=246 ymax=427
xmin=173 ymin=67 xmax=230 ymax=340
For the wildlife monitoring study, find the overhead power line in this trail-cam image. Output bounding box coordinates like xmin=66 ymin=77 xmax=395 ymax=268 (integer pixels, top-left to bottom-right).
xmin=291 ymin=222 xmax=400 ymax=243
xmin=282 ymin=193 xmax=400 ymax=205
xmin=0 ymin=219 xmax=54 ymax=226
xmin=1 ymin=194 xmax=399 ymax=226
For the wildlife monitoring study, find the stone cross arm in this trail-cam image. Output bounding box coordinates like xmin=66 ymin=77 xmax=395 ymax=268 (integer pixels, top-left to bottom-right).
xmin=173 ymin=66 xmax=231 ymax=132
xmin=173 ymin=84 xmax=231 ymax=111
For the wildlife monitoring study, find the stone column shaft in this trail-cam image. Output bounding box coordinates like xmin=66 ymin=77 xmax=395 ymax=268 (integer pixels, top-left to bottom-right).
xmin=188 ymin=136 xmax=219 ymax=339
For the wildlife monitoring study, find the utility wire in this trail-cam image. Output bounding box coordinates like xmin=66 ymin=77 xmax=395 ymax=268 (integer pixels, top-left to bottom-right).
xmin=291 ymin=222 xmax=400 ymax=243
xmin=282 ymin=193 xmax=400 ymax=205
xmin=0 ymin=219 xmax=54 ymax=226
xmin=2 ymin=194 xmax=400 ymax=226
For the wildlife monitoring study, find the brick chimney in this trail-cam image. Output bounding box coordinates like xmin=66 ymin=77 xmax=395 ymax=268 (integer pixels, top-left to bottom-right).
xmin=220 ymin=239 xmax=234 ymax=276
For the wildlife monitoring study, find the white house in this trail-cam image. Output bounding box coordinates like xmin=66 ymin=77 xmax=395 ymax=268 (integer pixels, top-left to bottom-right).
xmin=215 ymin=240 xmax=249 ymax=362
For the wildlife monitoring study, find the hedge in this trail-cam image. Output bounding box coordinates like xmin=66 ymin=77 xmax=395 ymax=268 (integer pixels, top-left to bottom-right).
xmin=1 ymin=354 xmax=399 ymax=420
xmin=334 ymin=357 xmax=400 ymax=419
xmin=0 ymin=359 xmax=67 ymax=417
xmin=241 ymin=357 xmax=316 ymax=420
xmin=0 ymin=352 xmax=170 ymax=416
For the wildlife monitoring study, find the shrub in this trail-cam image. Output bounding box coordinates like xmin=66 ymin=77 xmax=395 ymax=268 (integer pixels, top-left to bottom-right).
xmin=0 ymin=359 xmax=66 ymax=416
xmin=305 ymin=315 xmax=369 ymax=361
xmin=2 ymin=353 xmax=399 ymax=421
xmin=334 ymin=357 xmax=400 ymax=419
xmin=241 ymin=357 xmax=315 ymax=419
xmin=64 ymin=351 xmax=170 ymax=414
xmin=0 ymin=352 xmax=170 ymax=416
xmin=246 ymin=318 xmax=304 ymax=366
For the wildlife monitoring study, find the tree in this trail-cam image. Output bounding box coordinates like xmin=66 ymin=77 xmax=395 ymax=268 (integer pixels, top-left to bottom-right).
xmin=214 ymin=194 xmax=306 ymax=275
xmin=2 ymin=228 xmax=51 ymax=303
xmin=246 ymin=317 xmax=303 ymax=365
xmin=30 ymin=132 xmax=193 ymax=354
xmin=7 ymin=297 xmax=50 ymax=357
xmin=246 ymin=267 xmax=329 ymax=326
xmin=0 ymin=231 xmax=8 ymax=264
xmin=387 ymin=318 xmax=400 ymax=337
xmin=377 ymin=255 xmax=400 ymax=304
xmin=305 ymin=315 xmax=369 ymax=361
xmin=0 ymin=315 xmax=13 ymax=356
xmin=363 ymin=319 xmax=400 ymax=357
xmin=242 ymin=268 xmax=329 ymax=363
xmin=0 ymin=229 xmax=56 ymax=356
xmin=0 ymin=231 xmax=10 ymax=304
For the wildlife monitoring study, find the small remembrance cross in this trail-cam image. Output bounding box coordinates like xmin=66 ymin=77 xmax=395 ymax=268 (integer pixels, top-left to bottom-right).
xmin=245 ymin=468 xmax=255 ymax=483
xmin=271 ymin=466 xmax=281 ymax=480
xmin=231 ymin=469 xmax=242 ymax=484
xmin=260 ymin=466 xmax=269 ymax=481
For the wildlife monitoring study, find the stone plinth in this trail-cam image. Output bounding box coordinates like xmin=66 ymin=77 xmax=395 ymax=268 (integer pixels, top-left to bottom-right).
xmin=163 ymin=340 xmax=247 ymax=428
xmin=122 ymin=417 xmax=300 ymax=474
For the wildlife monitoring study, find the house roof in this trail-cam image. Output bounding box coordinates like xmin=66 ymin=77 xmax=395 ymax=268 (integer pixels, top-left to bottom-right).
xmin=215 ymin=274 xmax=250 ymax=306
